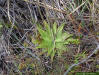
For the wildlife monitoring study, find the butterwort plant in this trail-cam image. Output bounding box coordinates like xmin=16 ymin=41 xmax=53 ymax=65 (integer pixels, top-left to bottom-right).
xmin=33 ymin=21 xmax=79 ymax=61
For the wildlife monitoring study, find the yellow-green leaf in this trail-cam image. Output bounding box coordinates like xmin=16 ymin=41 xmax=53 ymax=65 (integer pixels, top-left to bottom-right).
xmin=53 ymin=22 xmax=57 ymax=34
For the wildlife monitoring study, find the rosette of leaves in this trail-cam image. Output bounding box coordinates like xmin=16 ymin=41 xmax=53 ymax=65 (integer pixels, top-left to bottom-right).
xmin=34 ymin=21 xmax=79 ymax=61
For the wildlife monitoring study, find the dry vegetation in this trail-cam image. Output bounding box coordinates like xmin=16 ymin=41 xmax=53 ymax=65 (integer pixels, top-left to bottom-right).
xmin=0 ymin=0 xmax=99 ymax=75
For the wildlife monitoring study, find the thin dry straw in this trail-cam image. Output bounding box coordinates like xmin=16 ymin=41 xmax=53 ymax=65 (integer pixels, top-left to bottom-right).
xmin=64 ymin=41 xmax=99 ymax=75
